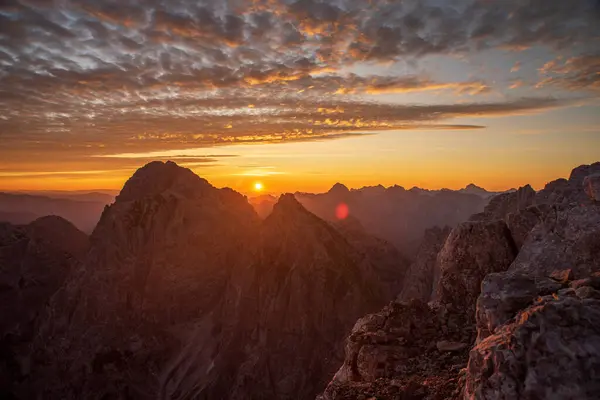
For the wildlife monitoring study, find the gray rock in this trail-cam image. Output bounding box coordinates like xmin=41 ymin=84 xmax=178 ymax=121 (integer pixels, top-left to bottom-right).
xmin=509 ymin=204 xmax=600 ymax=280
xmin=476 ymin=272 xmax=564 ymax=342
xmin=465 ymin=296 xmax=600 ymax=400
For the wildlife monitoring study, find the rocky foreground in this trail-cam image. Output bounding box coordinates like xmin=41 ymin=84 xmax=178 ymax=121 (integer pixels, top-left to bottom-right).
xmin=319 ymin=162 xmax=600 ymax=399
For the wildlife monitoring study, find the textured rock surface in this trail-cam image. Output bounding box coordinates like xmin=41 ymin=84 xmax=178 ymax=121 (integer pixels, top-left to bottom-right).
xmin=434 ymin=221 xmax=518 ymax=315
xmin=334 ymin=215 xmax=410 ymax=300
xmin=161 ymin=194 xmax=389 ymax=400
xmin=466 ymin=289 xmax=600 ymax=399
xmin=0 ymin=216 xmax=89 ymax=393
xmin=466 ymin=168 xmax=600 ymax=398
xmin=509 ymin=204 xmax=600 ymax=279
xmin=320 ymin=220 xmax=518 ymax=399
xmin=584 ymin=173 xmax=600 ymax=201
xmin=471 ymin=185 xmax=535 ymax=222
xmin=398 ymin=226 xmax=451 ymax=302
xmin=319 ymin=300 xmax=471 ymax=400
xmin=505 ymin=204 xmax=551 ymax=249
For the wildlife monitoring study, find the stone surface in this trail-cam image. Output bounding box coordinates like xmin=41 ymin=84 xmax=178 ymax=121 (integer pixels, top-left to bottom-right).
xmin=319 ymin=301 xmax=471 ymax=400
xmin=509 ymin=204 xmax=600 ymax=280
xmin=434 ymin=220 xmax=518 ymax=316
xmin=398 ymin=226 xmax=451 ymax=302
xmin=584 ymin=173 xmax=600 ymax=201
xmin=465 ymin=294 xmax=600 ymax=400
xmin=505 ymin=204 xmax=551 ymax=249
xmin=472 ymin=184 xmax=536 ymax=222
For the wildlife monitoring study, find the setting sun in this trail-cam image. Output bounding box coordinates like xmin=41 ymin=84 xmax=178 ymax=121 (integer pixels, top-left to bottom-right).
xmin=253 ymin=182 xmax=264 ymax=192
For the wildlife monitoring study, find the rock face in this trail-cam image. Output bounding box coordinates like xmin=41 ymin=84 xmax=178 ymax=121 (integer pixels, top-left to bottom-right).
xmin=584 ymin=173 xmax=600 ymax=201
xmin=334 ymin=215 xmax=410 ymax=300
xmin=318 ymin=300 xmax=470 ymax=400
xmin=320 ymin=219 xmax=519 ymax=399
xmin=434 ymin=221 xmax=518 ymax=315
xmin=398 ymin=226 xmax=451 ymax=302
xmin=466 ymin=166 xmax=600 ymax=397
xmin=466 ymin=285 xmax=600 ymax=399
xmin=0 ymin=216 xmax=89 ymax=393
xmin=16 ymin=162 xmax=407 ymax=400
xmin=470 ymin=184 xmax=536 ymax=222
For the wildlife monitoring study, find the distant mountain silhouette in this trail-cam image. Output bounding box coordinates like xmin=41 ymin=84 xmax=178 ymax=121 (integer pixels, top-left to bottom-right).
xmin=294 ymin=184 xmax=495 ymax=257
xmin=0 ymin=192 xmax=110 ymax=233
xmin=249 ymin=184 xmax=501 ymax=258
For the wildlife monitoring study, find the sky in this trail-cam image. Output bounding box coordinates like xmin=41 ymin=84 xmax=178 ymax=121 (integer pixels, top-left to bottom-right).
xmin=0 ymin=0 xmax=599 ymax=195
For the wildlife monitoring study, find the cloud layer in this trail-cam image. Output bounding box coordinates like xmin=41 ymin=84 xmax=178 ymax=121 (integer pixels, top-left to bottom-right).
xmin=1 ymin=0 xmax=599 ymax=158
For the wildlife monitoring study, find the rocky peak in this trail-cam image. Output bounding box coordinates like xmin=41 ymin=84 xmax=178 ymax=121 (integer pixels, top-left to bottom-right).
xmin=569 ymin=161 xmax=600 ymax=185
xmin=328 ymin=182 xmax=350 ymax=195
xmin=25 ymin=215 xmax=89 ymax=259
xmin=116 ymin=161 xmax=211 ymax=202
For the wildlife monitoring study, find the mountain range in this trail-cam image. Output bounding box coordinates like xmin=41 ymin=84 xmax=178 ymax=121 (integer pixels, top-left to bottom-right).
xmin=1 ymin=160 xmax=599 ymax=399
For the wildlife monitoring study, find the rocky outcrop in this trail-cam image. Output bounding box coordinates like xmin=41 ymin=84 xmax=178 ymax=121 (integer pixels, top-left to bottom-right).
xmin=466 ymin=175 xmax=600 ymax=397
xmin=320 ymin=219 xmax=519 ymax=399
xmin=398 ymin=226 xmax=451 ymax=302
xmin=466 ymin=282 xmax=600 ymax=399
xmin=470 ymin=184 xmax=536 ymax=222
xmin=0 ymin=217 xmax=89 ymax=394
xmin=434 ymin=221 xmax=518 ymax=315
xmin=505 ymin=204 xmax=551 ymax=249
xmin=509 ymin=204 xmax=600 ymax=279
xmin=321 ymin=162 xmax=600 ymax=400
xmin=318 ymin=300 xmax=470 ymax=400
xmin=584 ymin=173 xmax=600 ymax=201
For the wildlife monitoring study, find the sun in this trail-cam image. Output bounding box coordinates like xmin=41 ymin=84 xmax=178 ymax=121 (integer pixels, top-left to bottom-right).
xmin=253 ymin=182 xmax=264 ymax=192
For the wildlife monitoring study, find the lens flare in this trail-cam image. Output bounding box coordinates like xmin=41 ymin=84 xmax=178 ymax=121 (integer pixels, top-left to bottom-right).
xmin=335 ymin=203 xmax=349 ymax=220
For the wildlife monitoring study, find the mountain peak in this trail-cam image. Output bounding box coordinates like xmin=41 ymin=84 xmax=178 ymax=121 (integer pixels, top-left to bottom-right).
xmin=465 ymin=183 xmax=483 ymax=190
xmin=272 ymin=193 xmax=305 ymax=213
xmin=117 ymin=161 xmax=211 ymax=202
xmin=328 ymin=182 xmax=350 ymax=195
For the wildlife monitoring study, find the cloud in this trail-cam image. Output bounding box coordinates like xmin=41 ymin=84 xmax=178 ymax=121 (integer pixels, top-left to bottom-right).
xmin=0 ymin=0 xmax=598 ymax=173
xmin=536 ymin=54 xmax=600 ymax=92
